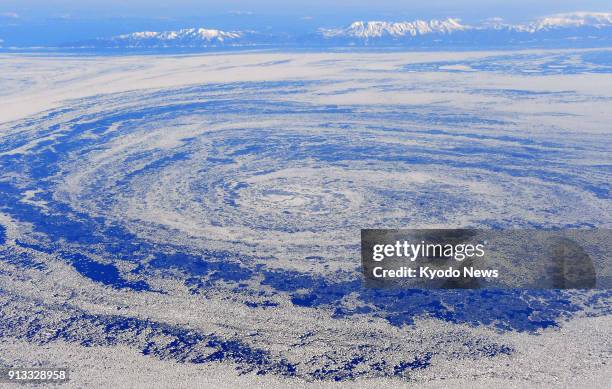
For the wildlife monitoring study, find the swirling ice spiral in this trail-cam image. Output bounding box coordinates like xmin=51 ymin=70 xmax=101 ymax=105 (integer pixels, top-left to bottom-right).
xmin=0 ymin=78 xmax=610 ymax=381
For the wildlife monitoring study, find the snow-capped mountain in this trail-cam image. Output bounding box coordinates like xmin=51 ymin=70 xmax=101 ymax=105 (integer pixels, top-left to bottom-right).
xmin=487 ymin=12 xmax=612 ymax=32
xmin=91 ymin=27 xmax=252 ymax=48
xmin=313 ymin=12 xmax=612 ymax=47
xmin=524 ymin=12 xmax=612 ymax=32
xmin=77 ymin=12 xmax=612 ymax=50
xmin=319 ymin=12 xmax=612 ymax=39
xmin=119 ymin=28 xmax=241 ymax=42
xmin=319 ymin=18 xmax=470 ymax=39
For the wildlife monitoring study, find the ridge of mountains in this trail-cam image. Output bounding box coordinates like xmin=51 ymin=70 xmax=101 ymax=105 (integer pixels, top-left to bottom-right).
xmin=66 ymin=12 xmax=612 ymax=49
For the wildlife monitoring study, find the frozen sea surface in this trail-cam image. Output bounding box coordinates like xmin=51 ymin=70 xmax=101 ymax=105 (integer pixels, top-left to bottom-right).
xmin=0 ymin=49 xmax=610 ymax=387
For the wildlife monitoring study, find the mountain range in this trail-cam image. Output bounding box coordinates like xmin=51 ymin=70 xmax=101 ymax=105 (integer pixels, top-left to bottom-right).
xmin=73 ymin=12 xmax=612 ymax=49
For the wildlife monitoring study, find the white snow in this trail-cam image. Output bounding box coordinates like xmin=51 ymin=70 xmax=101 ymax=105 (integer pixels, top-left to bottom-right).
xmin=320 ymin=18 xmax=469 ymax=39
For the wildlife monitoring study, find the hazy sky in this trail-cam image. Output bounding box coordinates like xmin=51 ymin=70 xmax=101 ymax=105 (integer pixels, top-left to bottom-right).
xmin=1 ymin=0 xmax=611 ymax=45
xmin=3 ymin=0 xmax=611 ymax=20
